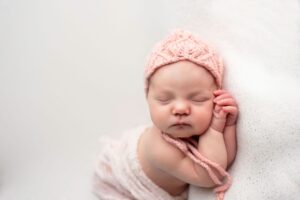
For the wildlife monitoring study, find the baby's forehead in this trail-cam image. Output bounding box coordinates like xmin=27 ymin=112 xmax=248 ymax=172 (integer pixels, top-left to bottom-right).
xmin=149 ymin=61 xmax=215 ymax=83
xmin=151 ymin=60 xmax=208 ymax=76
xmin=149 ymin=79 xmax=216 ymax=96
xmin=154 ymin=87 xmax=213 ymax=95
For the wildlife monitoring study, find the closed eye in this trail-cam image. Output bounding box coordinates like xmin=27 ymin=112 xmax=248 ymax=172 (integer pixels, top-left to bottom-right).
xmin=156 ymin=98 xmax=171 ymax=103
xmin=191 ymin=97 xmax=209 ymax=102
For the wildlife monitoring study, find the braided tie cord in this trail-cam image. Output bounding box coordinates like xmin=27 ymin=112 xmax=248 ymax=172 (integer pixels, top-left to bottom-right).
xmin=161 ymin=133 xmax=232 ymax=200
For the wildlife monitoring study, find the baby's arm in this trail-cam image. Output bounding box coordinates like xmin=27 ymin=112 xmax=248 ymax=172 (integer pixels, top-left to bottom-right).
xmin=193 ymin=96 xmax=229 ymax=187
xmin=213 ymin=90 xmax=238 ymax=167
xmin=171 ymin=90 xmax=235 ymax=187
xmin=195 ymin=127 xmax=228 ymax=187
xmin=151 ymin=128 xmax=227 ymax=188
xmin=223 ymin=125 xmax=237 ymax=167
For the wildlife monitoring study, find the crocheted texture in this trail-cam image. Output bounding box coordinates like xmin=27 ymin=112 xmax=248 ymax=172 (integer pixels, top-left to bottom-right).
xmin=144 ymin=29 xmax=224 ymax=94
xmin=162 ymin=133 xmax=232 ymax=200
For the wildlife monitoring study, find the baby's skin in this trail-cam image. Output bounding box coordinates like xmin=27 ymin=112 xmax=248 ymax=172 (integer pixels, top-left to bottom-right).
xmin=138 ymin=61 xmax=238 ymax=196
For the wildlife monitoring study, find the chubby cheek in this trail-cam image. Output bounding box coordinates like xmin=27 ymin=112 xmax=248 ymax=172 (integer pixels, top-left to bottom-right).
xmin=148 ymin=104 xmax=169 ymax=129
xmin=192 ymin=107 xmax=214 ymax=132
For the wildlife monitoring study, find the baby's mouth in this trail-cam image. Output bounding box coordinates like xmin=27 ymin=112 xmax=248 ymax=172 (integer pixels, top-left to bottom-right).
xmin=171 ymin=122 xmax=191 ymax=128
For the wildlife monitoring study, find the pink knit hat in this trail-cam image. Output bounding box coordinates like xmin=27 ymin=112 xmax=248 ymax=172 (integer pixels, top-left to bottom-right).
xmin=144 ymin=29 xmax=224 ymax=94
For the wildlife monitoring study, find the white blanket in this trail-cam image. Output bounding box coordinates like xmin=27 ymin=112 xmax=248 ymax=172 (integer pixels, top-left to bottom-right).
xmin=168 ymin=0 xmax=300 ymax=199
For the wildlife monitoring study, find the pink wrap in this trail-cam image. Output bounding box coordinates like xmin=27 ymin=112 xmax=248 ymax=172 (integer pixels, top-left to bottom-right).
xmin=93 ymin=125 xmax=188 ymax=200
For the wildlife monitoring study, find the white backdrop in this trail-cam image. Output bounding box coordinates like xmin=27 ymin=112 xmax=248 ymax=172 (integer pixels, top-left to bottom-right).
xmin=0 ymin=0 xmax=178 ymax=199
xmin=1 ymin=0 xmax=300 ymax=200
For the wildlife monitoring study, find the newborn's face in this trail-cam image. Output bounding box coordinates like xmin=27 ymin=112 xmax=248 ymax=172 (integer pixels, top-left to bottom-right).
xmin=147 ymin=61 xmax=217 ymax=138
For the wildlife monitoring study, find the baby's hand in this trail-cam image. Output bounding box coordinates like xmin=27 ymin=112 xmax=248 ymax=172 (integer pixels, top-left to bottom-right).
xmin=210 ymin=100 xmax=227 ymax=133
xmin=213 ymin=90 xmax=239 ymax=127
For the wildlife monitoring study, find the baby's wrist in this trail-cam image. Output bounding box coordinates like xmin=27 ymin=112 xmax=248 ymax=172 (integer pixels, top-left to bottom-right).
xmin=210 ymin=117 xmax=226 ymax=133
xmin=207 ymin=127 xmax=224 ymax=136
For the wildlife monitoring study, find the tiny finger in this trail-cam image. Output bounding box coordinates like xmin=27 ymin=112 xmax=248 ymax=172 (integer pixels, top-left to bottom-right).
xmin=213 ymin=90 xmax=228 ymax=96
xmin=214 ymin=93 xmax=232 ymax=102
xmin=222 ymin=106 xmax=238 ymax=115
xmin=215 ymin=98 xmax=237 ymax=106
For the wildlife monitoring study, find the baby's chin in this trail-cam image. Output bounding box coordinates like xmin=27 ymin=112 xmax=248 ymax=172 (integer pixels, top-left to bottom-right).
xmin=164 ymin=127 xmax=201 ymax=138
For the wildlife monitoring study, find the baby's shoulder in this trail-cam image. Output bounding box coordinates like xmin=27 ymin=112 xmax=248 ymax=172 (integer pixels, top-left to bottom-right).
xmin=141 ymin=127 xmax=185 ymax=168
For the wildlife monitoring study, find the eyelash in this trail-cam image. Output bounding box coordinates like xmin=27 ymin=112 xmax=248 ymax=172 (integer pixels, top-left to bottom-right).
xmin=156 ymin=98 xmax=171 ymax=103
xmin=191 ymin=98 xmax=207 ymax=102
xmin=155 ymin=98 xmax=208 ymax=104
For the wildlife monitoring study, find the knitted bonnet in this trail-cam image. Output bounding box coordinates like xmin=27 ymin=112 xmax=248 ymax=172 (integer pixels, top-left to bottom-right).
xmin=144 ymin=29 xmax=224 ymax=93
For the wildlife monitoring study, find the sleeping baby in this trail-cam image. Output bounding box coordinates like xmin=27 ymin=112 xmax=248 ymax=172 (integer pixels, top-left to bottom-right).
xmin=93 ymin=29 xmax=238 ymax=200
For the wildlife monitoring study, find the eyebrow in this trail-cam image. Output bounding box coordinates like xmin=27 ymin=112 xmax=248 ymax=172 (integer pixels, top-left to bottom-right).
xmin=155 ymin=90 xmax=173 ymax=96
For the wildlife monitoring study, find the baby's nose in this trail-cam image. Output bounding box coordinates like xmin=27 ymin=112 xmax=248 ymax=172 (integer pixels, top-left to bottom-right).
xmin=172 ymin=100 xmax=190 ymax=116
